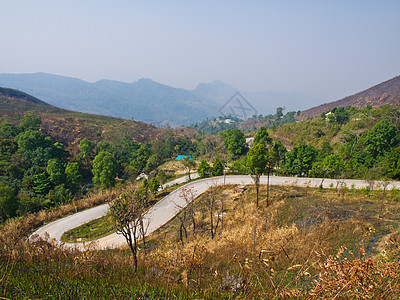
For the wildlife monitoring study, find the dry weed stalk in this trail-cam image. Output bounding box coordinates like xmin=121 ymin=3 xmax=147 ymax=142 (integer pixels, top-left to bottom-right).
xmin=310 ymin=242 xmax=400 ymax=299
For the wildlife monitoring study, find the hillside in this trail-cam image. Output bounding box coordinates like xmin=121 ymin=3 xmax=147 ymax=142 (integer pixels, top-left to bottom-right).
xmin=0 ymin=87 xmax=164 ymax=150
xmin=0 ymin=73 xmax=218 ymax=126
xmin=299 ymin=75 xmax=400 ymax=120
xmin=0 ymin=87 xmax=49 ymax=106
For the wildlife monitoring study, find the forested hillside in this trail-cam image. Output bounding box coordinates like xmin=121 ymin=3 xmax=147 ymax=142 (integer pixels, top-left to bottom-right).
xmin=194 ymin=105 xmax=400 ymax=185
xmin=299 ymin=75 xmax=400 ymax=120
xmin=0 ymin=89 xmax=163 ymax=149
xmin=0 ymin=90 xmax=206 ymax=220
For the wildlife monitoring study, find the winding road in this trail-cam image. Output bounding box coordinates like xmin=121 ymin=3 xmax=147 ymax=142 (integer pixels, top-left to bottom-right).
xmin=30 ymin=174 xmax=400 ymax=250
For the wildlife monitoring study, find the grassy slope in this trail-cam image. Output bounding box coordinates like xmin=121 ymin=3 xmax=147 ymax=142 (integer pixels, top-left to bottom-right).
xmin=0 ymin=97 xmax=164 ymax=152
xmin=2 ymin=183 xmax=400 ymax=298
xmin=268 ymin=108 xmax=385 ymax=149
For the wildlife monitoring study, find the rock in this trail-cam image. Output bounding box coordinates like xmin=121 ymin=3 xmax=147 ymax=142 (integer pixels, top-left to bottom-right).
xmin=222 ymin=270 xmax=245 ymax=292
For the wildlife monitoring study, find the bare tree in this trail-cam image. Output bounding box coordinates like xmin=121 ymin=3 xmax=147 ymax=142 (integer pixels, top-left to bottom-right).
xmin=265 ymin=149 xmax=275 ymax=207
xmin=335 ymin=176 xmax=345 ymax=196
xmin=175 ymin=186 xmax=197 ymax=244
xmin=208 ymin=183 xmax=222 ymax=239
xmin=108 ymin=190 xmax=148 ymax=273
xmin=379 ymin=179 xmax=391 ymax=220
xmin=182 ymin=156 xmax=196 ymax=180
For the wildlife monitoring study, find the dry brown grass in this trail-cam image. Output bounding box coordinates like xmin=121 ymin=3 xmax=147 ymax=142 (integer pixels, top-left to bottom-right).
xmin=0 ymin=184 xmax=142 ymax=263
xmin=143 ymin=184 xmax=400 ymax=298
xmin=2 ymin=183 xmax=400 ymax=298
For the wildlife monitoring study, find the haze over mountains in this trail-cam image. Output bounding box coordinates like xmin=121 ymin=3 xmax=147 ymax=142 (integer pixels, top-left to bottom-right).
xmin=192 ymin=80 xmax=323 ymax=115
xmin=0 ymin=73 xmax=322 ymax=126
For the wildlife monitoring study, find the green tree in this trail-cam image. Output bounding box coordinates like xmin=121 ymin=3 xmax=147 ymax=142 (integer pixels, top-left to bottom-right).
xmin=17 ymin=195 xmax=43 ymax=214
xmin=283 ymin=143 xmax=319 ymax=177
xmin=223 ymin=129 xmax=247 ymax=157
xmin=144 ymin=154 xmax=162 ymax=173
xmin=246 ymin=144 xmax=267 ymax=207
xmin=46 ymin=158 xmax=65 ymax=185
xmin=79 ymin=138 xmax=95 ymax=159
xmin=48 ymin=142 xmax=70 ymax=162
xmin=333 ymin=107 xmax=349 ymax=124
xmin=96 ymin=141 xmax=112 ymax=153
xmin=383 ymin=147 xmax=400 ymax=179
xmin=310 ymin=154 xmax=345 ymax=179
xmin=272 ymin=140 xmax=287 ymax=170
xmin=276 ymin=107 xmax=284 ymax=119
xmin=46 ymin=184 xmax=72 ymax=206
xmin=253 ymin=126 xmax=272 ymax=147
xmin=230 ymin=160 xmax=247 ymax=174
xmin=0 ymin=122 xmax=19 ymax=138
xmin=19 ymin=113 xmax=41 ymax=131
xmin=138 ymin=178 xmax=150 ymax=198
xmin=363 ymin=119 xmax=397 ymax=165
xmin=33 ymin=172 xmax=52 ymax=196
xmin=197 ymin=159 xmax=212 ymax=178
xmin=0 ymin=183 xmax=19 ymax=220
xmin=65 ymin=162 xmax=82 ymax=191
xmin=92 ymin=151 xmax=119 ymax=188
xmin=212 ymin=158 xmax=224 ymax=176
xmin=149 ymin=177 xmax=160 ymax=194
xmin=156 ymin=170 xmax=167 ymax=185
xmin=16 ymin=130 xmax=51 ymax=152
xmin=320 ymin=141 xmax=333 ymax=158
xmin=130 ymin=143 xmax=151 ymax=173
xmin=0 ymin=138 xmax=18 ymax=158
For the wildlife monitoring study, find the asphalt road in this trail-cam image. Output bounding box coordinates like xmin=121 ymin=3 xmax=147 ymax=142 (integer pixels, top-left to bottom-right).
xmin=30 ymin=174 xmax=400 ymax=250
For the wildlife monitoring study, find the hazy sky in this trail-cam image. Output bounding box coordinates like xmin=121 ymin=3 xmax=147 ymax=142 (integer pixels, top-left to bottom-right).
xmin=1 ymin=0 xmax=399 ymax=101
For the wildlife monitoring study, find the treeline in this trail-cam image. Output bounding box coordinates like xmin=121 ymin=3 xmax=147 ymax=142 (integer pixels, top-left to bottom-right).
xmin=198 ymin=105 xmax=400 ymax=184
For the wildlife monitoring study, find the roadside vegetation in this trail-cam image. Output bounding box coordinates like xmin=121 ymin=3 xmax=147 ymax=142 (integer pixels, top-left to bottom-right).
xmin=2 ymin=183 xmax=400 ymax=298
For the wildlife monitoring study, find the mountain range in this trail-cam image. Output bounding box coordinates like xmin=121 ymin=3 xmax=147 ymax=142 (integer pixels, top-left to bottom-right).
xmin=0 ymin=73 xmax=322 ymax=126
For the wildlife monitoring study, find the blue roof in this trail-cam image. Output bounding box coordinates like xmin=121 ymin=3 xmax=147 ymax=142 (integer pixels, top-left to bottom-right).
xmin=175 ymin=155 xmax=193 ymax=161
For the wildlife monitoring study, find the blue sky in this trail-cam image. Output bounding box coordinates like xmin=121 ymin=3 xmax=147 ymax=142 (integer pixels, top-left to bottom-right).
xmin=1 ymin=0 xmax=399 ymax=101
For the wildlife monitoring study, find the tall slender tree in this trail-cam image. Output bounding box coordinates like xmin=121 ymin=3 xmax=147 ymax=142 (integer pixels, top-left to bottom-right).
xmin=246 ymin=144 xmax=267 ymax=207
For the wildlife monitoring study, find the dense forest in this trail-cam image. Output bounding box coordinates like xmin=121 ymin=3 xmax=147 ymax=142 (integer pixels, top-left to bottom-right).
xmin=0 ymin=112 xmax=200 ymax=220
